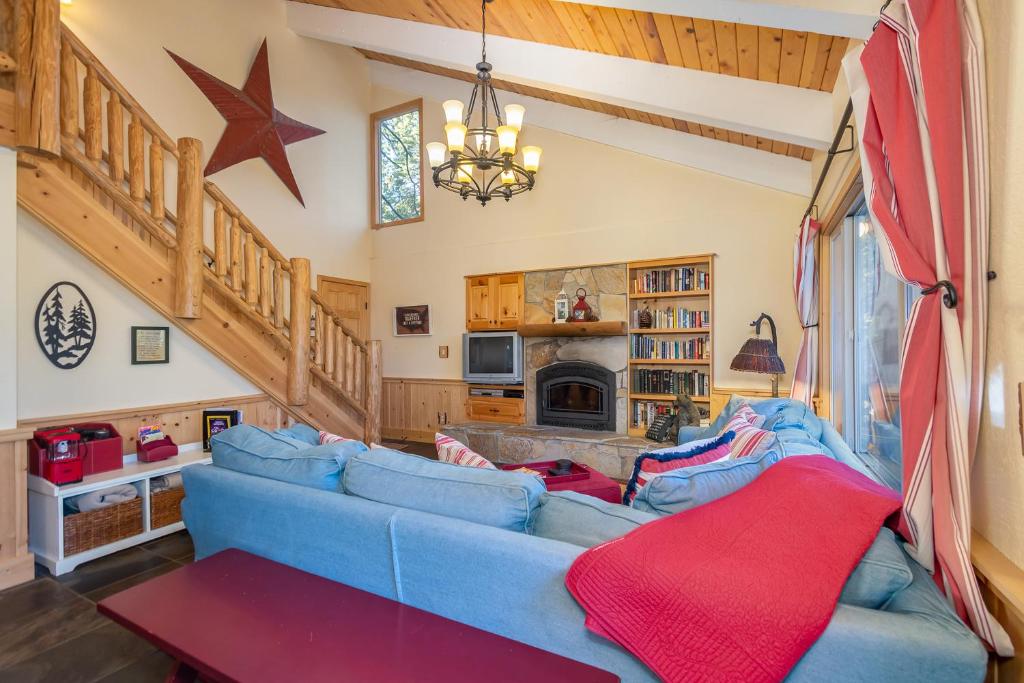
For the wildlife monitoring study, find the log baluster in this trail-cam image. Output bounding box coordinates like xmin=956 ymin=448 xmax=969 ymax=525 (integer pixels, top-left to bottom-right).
xmin=313 ymin=305 xmax=324 ymax=367
xmin=213 ymin=202 xmax=228 ymax=282
xmin=323 ymin=316 xmax=335 ymax=377
xmin=107 ymin=96 xmax=124 ymax=182
xmin=229 ymin=215 xmax=243 ymax=295
xmin=244 ymin=233 xmax=258 ymax=308
xmin=82 ymin=65 xmax=102 ymax=161
xmin=344 ymin=334 xmax=356 ymax=395
xmin=59 ymin=37 xmax=77 ymax=138
xmin=149 ymin=141 xmax=164 ymax=221
xmin=259 ymin=247 xmax=272 ymax=318
xmin=128 ymin=113 xmax=145 ymax=204
xmin=273 ymin=263 xmax=285 ymax=330
xmin=333 ymin=328 xmax=344 ymax=386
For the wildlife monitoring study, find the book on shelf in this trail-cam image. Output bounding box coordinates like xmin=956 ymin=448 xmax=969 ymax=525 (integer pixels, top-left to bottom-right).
xmin=631 ymin=368 xmax=710 ymax=397
xmin=632 ymin=267 xmax=709 ymax=294
xmin=629 ymin=307 xmax=710 ymax=330
xmin=632 ymin=400 xmax=711 ymax=429
xmin=630 ymin=334 xmax=709 ymax=360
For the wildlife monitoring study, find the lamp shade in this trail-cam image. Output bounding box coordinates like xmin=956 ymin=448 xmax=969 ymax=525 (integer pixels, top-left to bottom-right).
xmin=425 ymin=142 xmax=448 ymax=168
xmin=730 ymin=337 xmax=786 ymax=375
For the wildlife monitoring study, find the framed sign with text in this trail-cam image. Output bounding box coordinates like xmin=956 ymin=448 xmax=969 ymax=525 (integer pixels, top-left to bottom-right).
xmin=393 ymin=305 xmax=430 ymax=336
xmin=131 ymin=326 xmax=169 ymax=364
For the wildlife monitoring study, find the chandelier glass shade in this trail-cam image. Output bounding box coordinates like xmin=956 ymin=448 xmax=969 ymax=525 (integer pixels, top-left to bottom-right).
xmin=425 ymin=0 xmax=542 ymax=206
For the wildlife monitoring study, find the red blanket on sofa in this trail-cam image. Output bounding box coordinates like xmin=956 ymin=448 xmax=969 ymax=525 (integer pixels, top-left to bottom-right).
xmin=564 ymin=455 xmax=900 ymax=683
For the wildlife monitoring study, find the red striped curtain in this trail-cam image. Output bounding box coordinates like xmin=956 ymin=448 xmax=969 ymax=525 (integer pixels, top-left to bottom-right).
xmin=844 ymin=0 xmax=1009 ymax=653
xmin=789 ymin=216 xmax=820 ymax=406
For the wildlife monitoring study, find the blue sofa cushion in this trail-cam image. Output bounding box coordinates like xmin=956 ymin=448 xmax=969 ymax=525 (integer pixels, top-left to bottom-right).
xmin=342 ymin=447 xmax=546 ymax=532
xmin=211 ymin=425 xmax=366 ymax=491
xmin=632 ymin=449 xmax=782 ymax=514
xmin=840 ymin=528 xmax=913 ymax=608
xmin=533 ymin=491 xmax=658 ymax=547
xmin=274 ymin=422 xmax=321 ymax=446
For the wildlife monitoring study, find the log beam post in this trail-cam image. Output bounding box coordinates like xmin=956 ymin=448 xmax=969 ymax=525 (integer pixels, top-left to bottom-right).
xmin=287 ymin=257 xmax=311 ymax=406
xmin=173 ymin=137 xmax=204 ymax=318
xmin=364 ymin=340 xmax=383 ymax=445
xmin=15 ymin=0 xmax=60 ymax=156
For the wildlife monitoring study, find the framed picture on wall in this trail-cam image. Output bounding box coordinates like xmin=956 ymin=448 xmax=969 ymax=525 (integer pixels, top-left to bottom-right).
xmin=394 ymin=305 xmax=430 ymax=336
xmin=131 ymin=326 xmax=169 ymax=364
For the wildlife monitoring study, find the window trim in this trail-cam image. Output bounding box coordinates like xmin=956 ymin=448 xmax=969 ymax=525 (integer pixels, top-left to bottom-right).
xmin=371 ymin=98 xmax=425 ymax=230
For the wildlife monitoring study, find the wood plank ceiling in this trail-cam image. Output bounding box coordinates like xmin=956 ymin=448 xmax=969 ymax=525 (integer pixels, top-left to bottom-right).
xmin=296 ymin=0 xmax=853 ymax=160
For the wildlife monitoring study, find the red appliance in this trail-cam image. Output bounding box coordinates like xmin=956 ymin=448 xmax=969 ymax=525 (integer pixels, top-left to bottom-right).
xmin=29 ymin=422 xmax=123 ymax=478
xmin=33 ymin=428 xmax=85 ymax=485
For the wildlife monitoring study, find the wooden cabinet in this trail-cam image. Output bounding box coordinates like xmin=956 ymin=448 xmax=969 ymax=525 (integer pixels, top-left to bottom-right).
xmin=465 ymin=273 xmax=524 ymax=330
xmin=381 ymin=378 xmax=468 ymax=443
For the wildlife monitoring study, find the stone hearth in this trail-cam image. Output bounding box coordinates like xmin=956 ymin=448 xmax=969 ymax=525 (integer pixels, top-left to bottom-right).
xmin=441 ymin=422 xmax=658 ymax=481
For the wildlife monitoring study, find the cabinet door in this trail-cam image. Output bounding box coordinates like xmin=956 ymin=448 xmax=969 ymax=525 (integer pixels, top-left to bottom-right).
xmin=495 ymin=274 xmax=523 ymax=329
xmin=467 ymin=397 xmax=525 ymax=423
xmin=466 ymin=276 xmax=495 ymax=330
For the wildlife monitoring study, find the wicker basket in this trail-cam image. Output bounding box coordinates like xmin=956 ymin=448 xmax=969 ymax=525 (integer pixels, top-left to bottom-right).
xmin=63 ymin=496 xmax=143 ymax=556
xmin=150 ymin=487 xmax=186 ymax=529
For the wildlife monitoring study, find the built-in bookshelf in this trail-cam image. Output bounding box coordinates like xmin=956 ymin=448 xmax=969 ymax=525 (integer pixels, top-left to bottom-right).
xmin=627 ymin=255 xmax=714 ymax=436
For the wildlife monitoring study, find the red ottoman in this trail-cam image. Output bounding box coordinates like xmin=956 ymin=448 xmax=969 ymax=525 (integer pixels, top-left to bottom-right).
xmin=500 ymin=460 xmax=622 ymax=504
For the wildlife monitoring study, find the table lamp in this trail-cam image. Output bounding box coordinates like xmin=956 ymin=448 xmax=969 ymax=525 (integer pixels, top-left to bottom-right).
xmin=730 ymin=313 xmax=786 ymax=397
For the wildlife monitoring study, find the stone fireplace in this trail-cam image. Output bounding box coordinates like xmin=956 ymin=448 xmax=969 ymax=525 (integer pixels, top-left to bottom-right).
xmin=536 ymin=361 xmax=616 ymax=431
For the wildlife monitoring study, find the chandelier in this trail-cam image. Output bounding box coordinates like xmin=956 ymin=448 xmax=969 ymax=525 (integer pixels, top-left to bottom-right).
xmin=424 ymin=0 xmax=542 ymax=206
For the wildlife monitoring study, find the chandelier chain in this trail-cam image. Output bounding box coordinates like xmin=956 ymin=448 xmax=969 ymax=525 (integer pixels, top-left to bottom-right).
xmin=481 ymin=0 xmax=487 ymax=63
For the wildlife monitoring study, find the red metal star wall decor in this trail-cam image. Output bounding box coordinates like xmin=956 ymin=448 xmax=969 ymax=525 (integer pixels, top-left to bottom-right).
xmin=166 ymin=39 xmax=325 ymax=206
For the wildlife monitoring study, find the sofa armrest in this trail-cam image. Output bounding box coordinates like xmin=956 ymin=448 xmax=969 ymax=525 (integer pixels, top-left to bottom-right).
xmin=676 ymin=425 xmax=713 ymax=445
xmin=789 ymin=560 xmax=986 ymax=682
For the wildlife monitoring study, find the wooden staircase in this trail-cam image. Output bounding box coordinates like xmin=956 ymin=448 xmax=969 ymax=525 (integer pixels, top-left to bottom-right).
xmin=14 ymin=3 xmax=381 ymax=441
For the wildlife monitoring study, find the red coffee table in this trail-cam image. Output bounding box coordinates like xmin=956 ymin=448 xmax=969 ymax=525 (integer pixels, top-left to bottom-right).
xmin=97 ymin=548 xmax=618 ymax=683
xmin=502 ymin=460 xmax=623 ymax=504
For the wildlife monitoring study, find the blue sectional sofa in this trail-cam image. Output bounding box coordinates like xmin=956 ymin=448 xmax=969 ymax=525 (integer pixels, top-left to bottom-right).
xmin=181 ymin=420 xmax=986 ymax=682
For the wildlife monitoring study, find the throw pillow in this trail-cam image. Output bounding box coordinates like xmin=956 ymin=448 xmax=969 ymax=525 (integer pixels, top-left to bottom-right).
xmin=632 ymin=449 xmax=783 ymax=515
xmin=319 ymin=430 xmax=358 ymax=446
xmin=435 ymin=433 xmax=496 ymax=469
xmin=719 ymin=403 xmax=778 ymax=459
xmin=623 ymin=431 xmax=736 ymax=504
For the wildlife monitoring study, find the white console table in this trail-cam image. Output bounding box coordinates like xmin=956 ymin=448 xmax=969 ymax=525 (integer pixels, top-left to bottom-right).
xmin=28 ymin=444 xmax=210 ymax=575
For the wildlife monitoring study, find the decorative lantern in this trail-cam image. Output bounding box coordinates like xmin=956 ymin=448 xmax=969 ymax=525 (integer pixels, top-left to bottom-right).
xmin=638 ymin=306 xmax=653 ymax=329
xmin=571 ymin=288 xmax=594 ymax=322
xmin=554 ymin=289 xmax=570 ymax=324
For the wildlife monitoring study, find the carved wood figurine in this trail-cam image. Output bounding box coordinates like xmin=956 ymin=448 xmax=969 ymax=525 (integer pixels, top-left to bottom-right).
xmin=666 ymin=392 xmax=703 ymax=444
xmin=166 ymin=39 xmax=325 ymax=206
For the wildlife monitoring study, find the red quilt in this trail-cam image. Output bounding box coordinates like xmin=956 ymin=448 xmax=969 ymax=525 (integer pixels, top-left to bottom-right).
xmin=565 ymin=455 xmax=900 ymax=683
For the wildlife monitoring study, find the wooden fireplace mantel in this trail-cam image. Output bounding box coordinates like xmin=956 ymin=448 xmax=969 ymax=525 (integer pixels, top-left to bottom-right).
xmin=516 ymin=321 xmax=628 ymax=338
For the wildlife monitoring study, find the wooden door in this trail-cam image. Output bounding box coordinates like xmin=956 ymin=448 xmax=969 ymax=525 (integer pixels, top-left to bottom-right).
xmin=495 ymin=273 xmax=523 ymax=329
xmin=466 ymin=275 xmax=495 ymax=330
xmin=318 ymin=276 xmax=369 ymax=339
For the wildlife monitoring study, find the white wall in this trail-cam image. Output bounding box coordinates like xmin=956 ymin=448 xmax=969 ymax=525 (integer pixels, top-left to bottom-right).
xmin=60 ymin=0 xmax=372 ymax=282
xmin=17 ymin=211 xmax=257 ymax=420
xmin=972 ymin=0 xmax=1024 ymax=568
xmin=0 ymin=148 xmax=16 ymax=429
xmin=370 ymin=84 xmax=808 ymax=389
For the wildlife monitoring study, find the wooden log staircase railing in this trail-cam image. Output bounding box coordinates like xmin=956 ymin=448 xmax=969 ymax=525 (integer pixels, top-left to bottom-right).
xmin=15 ymin=1 xmax=381 ymax=442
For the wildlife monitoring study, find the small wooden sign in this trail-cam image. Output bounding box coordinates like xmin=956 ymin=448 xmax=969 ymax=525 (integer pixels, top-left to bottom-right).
xmin=131 ymin=326 xmax=169 ymax=364
xmin=394 ymin=305 xmax=430 ymax=336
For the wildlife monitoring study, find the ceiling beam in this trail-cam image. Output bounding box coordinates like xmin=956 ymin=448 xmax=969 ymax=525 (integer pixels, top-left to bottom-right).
xmin=286 ymin=3 xmax=835 ymax=150
xmin=552 ymin=0 xmax=878 ymax=39
xmin=369 ymin=61 xmax=811 ymax=196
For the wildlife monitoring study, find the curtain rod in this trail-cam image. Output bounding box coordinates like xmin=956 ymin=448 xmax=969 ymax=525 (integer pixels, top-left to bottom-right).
xmin=801 ymin=99 xmax=855 ymax=225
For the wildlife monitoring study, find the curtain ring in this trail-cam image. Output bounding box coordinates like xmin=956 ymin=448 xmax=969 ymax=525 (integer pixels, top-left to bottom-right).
xmin=921 ymin=280 xmax=958 ymax=309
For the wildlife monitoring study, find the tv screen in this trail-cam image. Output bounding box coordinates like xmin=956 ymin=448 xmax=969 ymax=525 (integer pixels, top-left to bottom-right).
xmin=467 ymin=335 xmax=514 ymax=375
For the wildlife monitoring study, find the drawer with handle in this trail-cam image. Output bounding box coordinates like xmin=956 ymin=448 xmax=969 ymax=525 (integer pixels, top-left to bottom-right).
xmin=467 ymin=397 xmax=524 ymax=423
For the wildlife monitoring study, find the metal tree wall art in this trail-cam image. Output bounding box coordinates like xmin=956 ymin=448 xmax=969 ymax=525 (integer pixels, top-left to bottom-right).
xmin=34 ymin=282 xmax=96 ymax=369
xmin=166 ymin=39 xmax=325 ymax=206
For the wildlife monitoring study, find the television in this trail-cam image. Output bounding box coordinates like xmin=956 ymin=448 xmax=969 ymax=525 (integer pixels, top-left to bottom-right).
xmin=462 ymin=331 xmax=524 ymax=384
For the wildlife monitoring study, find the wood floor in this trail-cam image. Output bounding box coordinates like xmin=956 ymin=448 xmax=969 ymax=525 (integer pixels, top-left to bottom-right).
xmin=0 ymin=441 xmax=435 ymax=682
xmin=0 ymin=532 xmax=194 ymax=682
